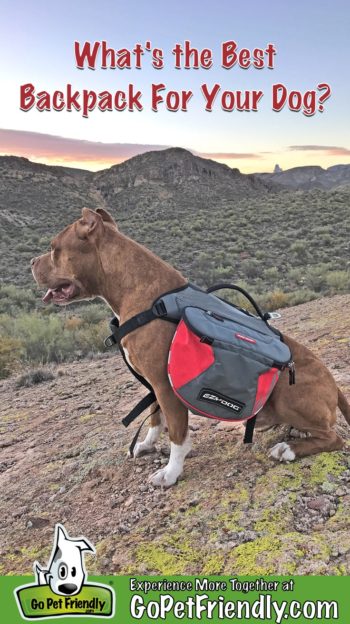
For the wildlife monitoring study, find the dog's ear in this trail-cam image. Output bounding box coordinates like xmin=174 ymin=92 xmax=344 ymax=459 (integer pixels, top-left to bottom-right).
xmin=34 ymin=561 xmax=48 ymax=585
xmin=56 ymin=524 xmax=69 ymax=548
xmin=75 ymin=538 xmax=95 ymax=554
xmin=76 ymin=208 xmax=103 ymax=239
xmin=96 ymin=208 xmax=118 ymax=229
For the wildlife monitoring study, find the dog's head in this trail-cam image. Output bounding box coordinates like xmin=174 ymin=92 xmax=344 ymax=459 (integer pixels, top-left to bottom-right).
xmin=31 ymin=207 xmax=117 ymax=305
xmin=38 ymin=524 xmax=95 ymax=596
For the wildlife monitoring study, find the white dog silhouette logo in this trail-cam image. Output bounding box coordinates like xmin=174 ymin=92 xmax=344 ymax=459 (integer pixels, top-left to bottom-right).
xmin=34 ymin=524 xmax=95 ymax=596
xmin=15 ymin=523 xmax=115 ymax=619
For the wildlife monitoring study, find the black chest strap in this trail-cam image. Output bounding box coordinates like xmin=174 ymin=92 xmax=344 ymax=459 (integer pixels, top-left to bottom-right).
xmin=104 ymin=300 xmax=172 ymax=349
xmin=243 ymin=414 xmax=257 ymax=444
xmin=105 ymin=315 xmax=157 ymax=457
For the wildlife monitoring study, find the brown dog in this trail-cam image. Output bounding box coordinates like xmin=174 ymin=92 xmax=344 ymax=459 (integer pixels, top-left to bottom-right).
xmin=31 ymin=207 xmax=350 ymax=487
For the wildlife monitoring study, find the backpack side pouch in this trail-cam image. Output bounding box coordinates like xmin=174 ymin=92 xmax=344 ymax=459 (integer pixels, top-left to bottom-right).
xmin=168 ymin=306 xmax=291 ymax=421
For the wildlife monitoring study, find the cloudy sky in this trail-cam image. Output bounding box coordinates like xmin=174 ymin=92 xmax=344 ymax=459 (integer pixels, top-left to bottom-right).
xmin=0 ymin=0 xmax=349 ymax=172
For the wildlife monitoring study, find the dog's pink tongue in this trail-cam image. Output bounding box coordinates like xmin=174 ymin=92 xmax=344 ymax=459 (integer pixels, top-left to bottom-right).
xmin=42 ymin=289 xmax=53 ymax=303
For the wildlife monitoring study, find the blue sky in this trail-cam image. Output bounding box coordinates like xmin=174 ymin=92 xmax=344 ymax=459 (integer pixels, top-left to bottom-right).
xmin=0 ymin=0 xmax=349 ymax=171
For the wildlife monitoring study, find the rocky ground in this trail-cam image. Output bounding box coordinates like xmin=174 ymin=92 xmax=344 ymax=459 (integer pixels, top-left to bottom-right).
xmin=0 ymin=294 xmax=349 ymax=576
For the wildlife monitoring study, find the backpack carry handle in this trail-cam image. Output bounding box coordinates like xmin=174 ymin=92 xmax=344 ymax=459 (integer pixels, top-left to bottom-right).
xmin=206 ymin=282 xmax=268 ymax=321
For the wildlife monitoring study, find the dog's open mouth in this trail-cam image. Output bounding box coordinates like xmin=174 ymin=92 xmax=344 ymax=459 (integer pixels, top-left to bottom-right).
xmin=42 ymin=282 xmax=79 ymax=304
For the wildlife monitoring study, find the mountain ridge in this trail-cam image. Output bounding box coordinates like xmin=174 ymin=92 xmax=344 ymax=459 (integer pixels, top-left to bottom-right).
xmin=1 ymin=148 xmax=349 ymax=190
xmin=0 ymin=148 xmax=349 ymax=304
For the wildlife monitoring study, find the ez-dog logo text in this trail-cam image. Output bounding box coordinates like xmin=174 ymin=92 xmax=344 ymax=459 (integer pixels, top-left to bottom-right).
xmin=198 ymin=388 xmax=245 ymax=413
xmin=15 ymin=524 xmax=115 ymax=620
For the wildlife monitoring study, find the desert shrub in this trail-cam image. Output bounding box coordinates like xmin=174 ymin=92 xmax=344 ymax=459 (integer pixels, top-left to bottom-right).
xmin=38 ymin=236 xmax=51 ymax=248
xmin=194 ymin=251 xmax=212 ymax=267
xmin=0 ymin=336 xmax=23 ymax=379
xmin=241 ymin=259 xmax=262 ymax=279
xmin=0 ymin=312 xmax=107 ymax=368
xmin=288 ymin=289 xmax=318 ymax=306
xmin=326 ymin=271 xmax=349 ymax=292
xmin=16 ymin=369 xmax=55 ymax=388
xmin=264 ymin=267 xmax=279 ymax=280
xmin=304 ymin=266 xmax=328 ymax=292
xmin=254 ymin=250 xmax=265 ymax=260
xmin=261 ymin=290 xmax=291 ymax=311
xmin=211 ymin=265 xmax=236 ymax=281
xmin=287 ymin=268 xmax=305 ymax=285
xmin=71 ymin=321 xmax=107 ymax=355
xmin=78 ymin=304 xmax=107 ymax=324
xmin=290 ymin=241 xmax=308 ymax=262
xmin=7 ymin=314 xmax=63 ymax=362
xmin=270 ymin=232 xmax=283 ymax=243
xmin=64 ymin=316 xmax=84 ymax=331
xmin=0 ymin=284 xmax=36 ymax=313
xmin=16 ymin=242 xmax=35 ymax=253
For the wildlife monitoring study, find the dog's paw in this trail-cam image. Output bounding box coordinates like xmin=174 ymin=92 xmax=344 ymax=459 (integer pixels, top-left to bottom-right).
xmin=133 ymin=442 xmax=156 ymax=458
xmin=127 ymin=443 xmax=156 ymax=459
xmin=269 ymin=442 xmax=296 ymax=462
xmin=148 ymin=467 xmax=178 ymax=488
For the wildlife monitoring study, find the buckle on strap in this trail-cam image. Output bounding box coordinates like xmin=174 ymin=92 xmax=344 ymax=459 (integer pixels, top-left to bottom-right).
xmin=154 ymin=300 xmax=167 ymax=317
xmin=268 ymin=312 xmax=282 ymax=320
xmin=104 ymin=334 xmax=117 ymax=348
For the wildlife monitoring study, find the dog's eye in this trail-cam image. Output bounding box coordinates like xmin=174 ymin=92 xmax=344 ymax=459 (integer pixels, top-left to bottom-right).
xmin=58 ymin=563 xmax=68 ymax=580
xmin=71 ymin=566 xmax=76 ymax=577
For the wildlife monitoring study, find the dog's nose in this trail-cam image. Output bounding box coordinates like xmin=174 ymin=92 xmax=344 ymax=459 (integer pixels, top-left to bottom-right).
xmin=31 ymin=257 xmax=37 ymax=266
xmin=58 ymin=583 xmax=78 ymax=595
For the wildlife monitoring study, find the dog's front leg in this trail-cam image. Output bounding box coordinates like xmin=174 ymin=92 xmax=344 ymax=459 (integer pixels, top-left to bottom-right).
xmin=133 ymin=406 xmax=165 ymax=457
xmin=148 ymin=382 xmax=191 ymax=488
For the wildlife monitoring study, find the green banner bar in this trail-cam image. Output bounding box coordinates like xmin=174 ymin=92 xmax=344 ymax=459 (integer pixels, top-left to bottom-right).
xmin=15 ymin=583 xmax=114 ymax=618
xmin=1 ymin=575 xmax=350 ymax=623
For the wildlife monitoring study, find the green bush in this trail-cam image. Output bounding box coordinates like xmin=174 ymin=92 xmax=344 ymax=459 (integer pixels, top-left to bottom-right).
xmin=0 ymin=311 xmax=107 ymax=367
xmin=241 ymin=259 xmax=262 ymax=279
xmin=326 ymin=271 xmax=349 ymax=292
xmin=288 ymin=289 xmax=318 ymax=306
xmin=0 ymin=284 xmax=36 ymax=313
xmin=264 ymin=267 xmax=279 ymax=280
xmin=290 ymin=241 xmax=308 ymax=261
xmin=0 ymin=336 xmax=23 ymax=379
xmin=304 ymin=266 xmax=328 ymax=292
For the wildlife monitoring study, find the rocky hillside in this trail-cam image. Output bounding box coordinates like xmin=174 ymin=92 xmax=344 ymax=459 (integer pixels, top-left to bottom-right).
xmin=256 ymin=164 xmax=350 ymax=190
xmin=94 ymin=147 xmax=271 ymax=206
xmin=0 ymin=148 xmax=270 ymax=289
xmin=0 ymin=150 xmax=349 ymax=303
xmin=0 ymin=294 xmax=349 ymax=575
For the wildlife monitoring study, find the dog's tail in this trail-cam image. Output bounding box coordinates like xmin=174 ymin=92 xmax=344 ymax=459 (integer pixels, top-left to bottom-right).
xmin=338 ymin=387 xmax=350 ymax=425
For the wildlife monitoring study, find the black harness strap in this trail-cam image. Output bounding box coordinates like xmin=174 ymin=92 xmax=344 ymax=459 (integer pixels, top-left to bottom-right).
xmin=117 ymin=305 xmax=165 ymax=343
xmin=122 ymin=392 xmax=156 ymax=428
xmin=105 ymin=316 xmax=158 ymax=456
xmin=106 ymin=316 xmax=155 ymax=394
xmin=243 ymin=415 xmax=257 ymax=444
xmin=128 ymin=404 xmax=160 ymax=458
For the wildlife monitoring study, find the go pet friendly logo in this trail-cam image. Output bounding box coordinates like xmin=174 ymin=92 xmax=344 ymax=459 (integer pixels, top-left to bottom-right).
xmin=15 ymin=524 xmax=115 ymax=619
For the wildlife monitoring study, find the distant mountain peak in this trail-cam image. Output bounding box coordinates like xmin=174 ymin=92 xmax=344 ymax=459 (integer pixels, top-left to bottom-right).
xmin=94 ymin=146 xmax=272 ymax=197
xmin=256 ymin=163 xmax=350 ymax=190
